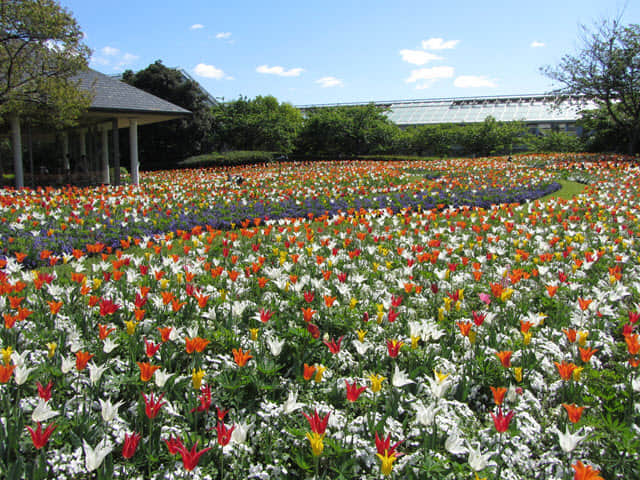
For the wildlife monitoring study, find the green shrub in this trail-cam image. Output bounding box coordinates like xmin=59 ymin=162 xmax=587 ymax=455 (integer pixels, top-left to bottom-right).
xmin=178 ymin=151 xmax=281 ymax=168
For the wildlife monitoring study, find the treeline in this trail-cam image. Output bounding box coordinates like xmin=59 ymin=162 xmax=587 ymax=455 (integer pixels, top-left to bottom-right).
xmin=123 ymin=61 xmax=621 ymax=169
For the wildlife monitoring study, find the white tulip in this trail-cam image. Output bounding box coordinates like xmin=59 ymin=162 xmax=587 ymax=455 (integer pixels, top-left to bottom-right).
xmin=445 ymin=429 xmax=467 ymax=455
xmin=99 ymin=398 xmax=123 ymax=422
xmin=32 ymin=399 xmax=59 ymax=423
xmin=468 ymin=444 xmax=492 ymax=471
xmin=13 ymin=365 xmax=34 ymax=385
xmin=556 ymin=426 xmax=586 ymax=453
xmin=391 ymin=365 xmax=414 ymax=387
xmin=282 ymin=391 xmax=304 ymax=414
xmin=102 ymin=338 xmax=118 ymax=354
xmin=88 ymin=362 xmax=108 ymax=385
xmin=414 ymin=402 xmax=439 ymax=426
xmin=267 ymin=337 xmax=285 ymax=356
xmin=154 ymin=369 xmax=173 ymax=388
xmin=83 ymin=439 xmax=113 ymax=472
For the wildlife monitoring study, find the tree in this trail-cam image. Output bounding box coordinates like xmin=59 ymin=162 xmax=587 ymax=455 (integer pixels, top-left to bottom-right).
xmin=295 ymin=104 xmax=398 ymax=157
xmin=542 ymin=19 xmax=640 ymax=154
xmin=0 ymin=0 xmax=91 ymax=125
xmin=122 ymin=61 xmax=214 ymax=168
xmin=211 ymin=95 xmax=302 ymax=153
xmin=525 ymin=131 xmax=584 ymax=153
xmin=459 ymin=117 xmax=526 ymax=157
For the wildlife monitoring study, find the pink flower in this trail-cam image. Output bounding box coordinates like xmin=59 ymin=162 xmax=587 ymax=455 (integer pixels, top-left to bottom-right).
xmin=479 ymin=293 xmax=491 ymax=305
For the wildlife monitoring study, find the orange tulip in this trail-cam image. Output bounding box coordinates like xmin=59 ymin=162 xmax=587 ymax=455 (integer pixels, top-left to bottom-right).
xmin=323 ymin=295 xmax=337 ymax=308
xmin=579 ymin=346 xmax=598 ymax=363
xmin=98 ymin=323 xmax=115 ymax=340
xmin=48 ymin=301 xmax=63 ymax=315
xmin=545 ymin=285 xmax=558 ymax=298
xmin=555 ymin=361 xmax=577 ymax=381
xmin=577 ymin=298 xmax=592 ymax=311
xmin=75 ymin=351 xmax=94 ymax=371
xmin=520 ymin=320 xmax=534 ymax=333
xmin=0 ymin=363 xmax=15 ymax=383
xmin=572 ymin=461 xmax=603 ymax=480
xmin=185 ymin=337 xmax=210 ymax=354
xmin=3 ymin=313 xmax=17 ymax=329
xmin=495 ymin=351 xmax=512 ymax=368
xmin=456 ymin=321 xmax=472 ymax=337
xmin=562 ymin=403 xmax=585 ymax=423
xmin=302 ymin=308 xmax=316 ymax=323
xmin=625 ymin=333 xmax=640 ymax=355
xmin=563 ymin=328 xmax=577 ymax=343
xmin=232 ymin=348 xmax=252 ymax=367
xmin=158 ymin=326 xmax=173 ymax=343
xmin=303 ymin=363 xmax=316 ymax=380
xmin=9 ymin=296 xmax=24 ymax=309
xmin=490 ymin=386 xmax=507 ymax=405
xmin=137 ymin=362 xmax=161 ymax=382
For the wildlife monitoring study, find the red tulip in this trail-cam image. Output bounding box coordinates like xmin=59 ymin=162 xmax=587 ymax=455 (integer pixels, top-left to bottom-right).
xmin=345 ymin=380 xmax=367 ymax=402
xmin=491 ymin=407 xmax=514 ymax=433
xmin=122 ymin=432 xmax=141 ymax=459
xmin=26 ymin=422 xmax=57 ymax=449
xmin=178 ymin=441 xmax=211 ymax=470
xmin=142 ymin=392 xmax=165 ymax=419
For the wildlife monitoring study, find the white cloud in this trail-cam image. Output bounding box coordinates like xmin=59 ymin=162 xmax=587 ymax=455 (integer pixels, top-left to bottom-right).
xmin=399 ymin=49 xmax=442 ymax=65
xmin=406 ymin=66 xmax=454 ymax=85
xmin=530 ymin=41 xmax=545 ymax=48
xmin=101 ymin=46 xmax=120 ymax=56
xmin=256 ymin=65 xmax=304 ymax=77
xmin=190 ymin=24 xmax=204 ymax=30
xmin=120 ymin=53 xmax=139 ymax=64
xmin=454 ymin=75 xmax=496 ymax=88
xmin=315 ymin=76 xmax=343 ymax=88
xmin=91 ymin=47 xmax=138 ymax=71
xmin=216 ymin=32 xmax=232 ymax=39
xmin=421 ymin=38 xmax=459 ymax=50
xmin=194 ymin=63 xmax=226 ymax=79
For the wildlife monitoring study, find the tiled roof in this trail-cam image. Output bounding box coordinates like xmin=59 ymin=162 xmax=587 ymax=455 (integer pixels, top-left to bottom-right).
xmin=75 ymin=69 xmax=191 ymax=115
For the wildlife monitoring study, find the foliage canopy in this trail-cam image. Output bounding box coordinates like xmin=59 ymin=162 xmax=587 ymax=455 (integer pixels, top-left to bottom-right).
xmin=542 ymin=19 xmax=640 ymax=153
xmin=0 ymin=0 xmax=91 ymax=126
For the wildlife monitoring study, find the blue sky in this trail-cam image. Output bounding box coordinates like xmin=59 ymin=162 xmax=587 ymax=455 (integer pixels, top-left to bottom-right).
xmin=60 ymin=0 xmax=638 ymax=106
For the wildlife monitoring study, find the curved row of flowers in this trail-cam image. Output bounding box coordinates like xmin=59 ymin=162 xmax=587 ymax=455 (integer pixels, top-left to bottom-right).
xmin=0 ymin=159 xmax=562 ymax=268
xmin=0 ymin=155 xmax=638 ymax=479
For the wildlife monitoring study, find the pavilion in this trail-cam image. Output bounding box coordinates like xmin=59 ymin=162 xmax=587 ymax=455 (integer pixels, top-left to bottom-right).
xmin=7 ymin=68 xmax=191 ymax=188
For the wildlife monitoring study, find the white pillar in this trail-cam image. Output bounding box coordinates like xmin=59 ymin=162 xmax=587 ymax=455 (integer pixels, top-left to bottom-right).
xmin=129 ymin=119 xmax=139 ymax=185
xmin=101 ymin=126 xmax=110 ymax=184
xmin=62 ymin=132 xmax=70 ymax=171
xmin=10 ymin=114 xmax=23 ymax=188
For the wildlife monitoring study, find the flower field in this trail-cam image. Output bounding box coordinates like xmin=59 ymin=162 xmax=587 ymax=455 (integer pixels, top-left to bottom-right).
xmin=0 ymin=155 xmax=638 ymax=479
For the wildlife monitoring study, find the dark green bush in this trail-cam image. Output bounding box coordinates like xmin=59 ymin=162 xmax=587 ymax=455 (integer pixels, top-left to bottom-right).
xmin=178 ymin=151 xmax=281 ymax=168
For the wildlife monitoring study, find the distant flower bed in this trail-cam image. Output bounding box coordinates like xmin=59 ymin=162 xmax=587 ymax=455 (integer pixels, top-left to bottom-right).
xmin=0 ymin=159 xmax=559 ymax=267
xmin=0 ymin=154 xmax=637 ymax=479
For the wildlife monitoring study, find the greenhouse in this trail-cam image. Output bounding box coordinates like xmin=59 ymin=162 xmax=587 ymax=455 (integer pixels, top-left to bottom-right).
xmin=299 ymin=94 xmax=597 ymax=134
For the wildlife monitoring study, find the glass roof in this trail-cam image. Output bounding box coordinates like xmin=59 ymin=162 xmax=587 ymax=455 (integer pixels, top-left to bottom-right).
xmin=385 ymin=95 xmax=595 ymax=125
